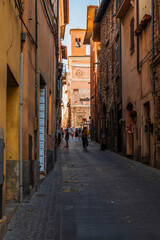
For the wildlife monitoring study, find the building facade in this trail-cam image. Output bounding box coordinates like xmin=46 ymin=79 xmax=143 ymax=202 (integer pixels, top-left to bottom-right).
xmin=93 ymin=0 xmax=122 ymax=151
xmin=0 ymin=0 xmax=69 ymax=222
xmin=116 ymin=0 xmax=154 ymax=164
xmin=87 ymin=0 xmax=157 ymax=166
xmin=153 ymin=0 xmax=160 ymax=167
xmin=84 ymin=6 xmax=100 ymax=142
xmin=21 ymin=0 xmax=59 ymax=198
xmin=0 ymin=0 xmax=22 ymax=217
xmin=68 ymin=29 xmax=90 ymax=129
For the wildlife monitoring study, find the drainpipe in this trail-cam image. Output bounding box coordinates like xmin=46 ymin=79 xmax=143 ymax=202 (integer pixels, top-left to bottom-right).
xmin=119 ymin=20 xmax=123 ymax=154
xmin=35 ymin=0 xmax=38 ymax=161
xmin=152 ymin=0 xmax=155 ymax=96
xmin=136 ymin=0 xmax=140 ymax=73
xmin=152 ymin=0 xmax=156 ymax=168
xmin=19 ymin=53 xmax=23 ymax=203
xmin=55 ymin=0 xmax=59 ymax=159
xmin=119 ymin=21 xmax=122 ymax=102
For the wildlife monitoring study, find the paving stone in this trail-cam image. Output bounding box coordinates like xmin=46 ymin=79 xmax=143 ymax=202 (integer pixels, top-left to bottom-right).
xmin=3 ymin=138 xmax=160 ymax=240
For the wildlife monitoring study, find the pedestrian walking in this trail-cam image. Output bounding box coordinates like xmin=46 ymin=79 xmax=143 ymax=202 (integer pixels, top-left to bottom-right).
xmin=65 ymin=128 xmax=69 ymax=148
xmin=82 ymin=127 xmax=88 ymax=151
xmin=71 ymin=131 xmax=74 ymax=139
xmin=75 ymin=129 xmax=79 ymax=139
xmin=61 ymin=128 xmax=64 ymax=138
xmin=78 ymin=128 xmax=81 ymax=140
xmin=58 ymin=129 xmax=61 ymax=146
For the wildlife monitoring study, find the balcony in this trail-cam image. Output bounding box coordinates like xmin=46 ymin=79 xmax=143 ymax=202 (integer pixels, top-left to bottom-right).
xmin=135 ymin=14 xmax=151 ymax=36
xmin=116 ymin=0 xmax=132 ymax=19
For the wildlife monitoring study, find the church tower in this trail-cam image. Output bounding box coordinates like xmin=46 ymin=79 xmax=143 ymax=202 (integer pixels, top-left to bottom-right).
xmin=67 ymin=28 xmax=91 ymax=128
xmin=70 ymin=29 xmax=86 ymax=56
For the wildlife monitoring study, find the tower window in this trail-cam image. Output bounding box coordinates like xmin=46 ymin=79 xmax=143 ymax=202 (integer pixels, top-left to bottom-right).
xmin=75 ymin=38 xmax=81 ymax=48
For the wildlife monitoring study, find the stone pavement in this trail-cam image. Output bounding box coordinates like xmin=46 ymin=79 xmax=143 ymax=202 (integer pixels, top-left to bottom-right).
xmin=3 ymin=138 xmax=160 ymax=240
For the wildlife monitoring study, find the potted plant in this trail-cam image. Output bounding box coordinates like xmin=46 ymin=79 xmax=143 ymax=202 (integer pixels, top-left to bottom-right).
xmin=126 ymin=125 xmax=134 ymax=134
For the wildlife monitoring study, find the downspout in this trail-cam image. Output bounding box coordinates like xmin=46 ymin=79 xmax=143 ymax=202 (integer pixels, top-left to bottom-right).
xmin=136 ymin=0 xmax=140 ymax=73
xmin=119 ymin=20 xmax=123 ymax=153
xmin=152 ymin=0 xmax=155 ymax=96
xmin=119 ymin=21 xmax=122 ymax=102
xmin=55 ymin=0 xmax=59 ymax=154
xmin=19 ymin=53 xmax=23 ymax=203
xmin=152 ymin=0 xmax=156 ymax=167
xmin=35 ymin=0 xmax=38 ymax=161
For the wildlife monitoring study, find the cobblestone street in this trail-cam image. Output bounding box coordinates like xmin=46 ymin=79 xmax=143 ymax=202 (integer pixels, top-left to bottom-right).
xmin=3 ymin=138 xmax=160 ymax=240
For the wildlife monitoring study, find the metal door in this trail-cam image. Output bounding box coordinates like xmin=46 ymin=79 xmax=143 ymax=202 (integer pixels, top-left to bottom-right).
xmin=0 ymin=137 xmax=4 ymax=219
xmin=39 ymin=88 xmax=47 ymax=173
xmin=29 ymin=134 xmax=34 ymax=187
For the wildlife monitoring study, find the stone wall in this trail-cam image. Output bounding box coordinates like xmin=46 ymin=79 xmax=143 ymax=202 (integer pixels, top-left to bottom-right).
xmin=98 ymin=0 xmax=121 ymax=151
xmin=154 ymin=0 xmax=160 ymax=168
xmin=6 ymin=160 xmax=19 ymax=203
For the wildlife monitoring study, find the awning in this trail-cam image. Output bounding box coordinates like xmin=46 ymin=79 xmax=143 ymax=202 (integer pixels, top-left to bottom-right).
xmin=92 ymin=8 xmax=100 ymax=42
xmin=63 ymin=0 xmax=69 ymax=25
xmin=61 ymin=45 xmax=68 ymax=59
xmin=94 ymin=0 xmax=110 ymax=23
xmin=61 ymin=25 xmax=66 ymax=40
xmin=83 ymin=6 xmax=98 ymax=45
xmin=116 ymin=0 xmax=131 ymax=19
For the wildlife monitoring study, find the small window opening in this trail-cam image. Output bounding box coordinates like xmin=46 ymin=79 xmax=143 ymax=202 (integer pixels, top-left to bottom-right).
xmin=75 ymin=38 xmax=81 ymax=48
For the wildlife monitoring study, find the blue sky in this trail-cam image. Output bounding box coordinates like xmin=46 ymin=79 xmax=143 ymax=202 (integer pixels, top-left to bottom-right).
xmin=62 ymin=0 xmax=99 ymax=56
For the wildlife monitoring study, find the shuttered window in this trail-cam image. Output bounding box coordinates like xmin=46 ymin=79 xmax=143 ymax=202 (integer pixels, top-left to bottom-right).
xmin=130 ymin=17 xmax=135 ymax=53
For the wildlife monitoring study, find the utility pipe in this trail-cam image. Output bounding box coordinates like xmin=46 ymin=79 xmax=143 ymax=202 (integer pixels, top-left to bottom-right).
xmin=19 ymin=53 xmax=23 ymax=203
xmin=55 ymin=0 xmax=59 ymax=143
xmin=152 ymin=0 xmax=156 ymax=168
xmin=136 ymin=0 xmax=140 ymax=73
xmin=152 ymin=0 xmax=155 ymax=96
xmin=35 ymin=0 xmax=38 ymax=161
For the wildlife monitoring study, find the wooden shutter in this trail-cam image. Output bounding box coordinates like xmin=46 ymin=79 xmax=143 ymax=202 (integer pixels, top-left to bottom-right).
xmin=130 ymin=17 xmax=134 ymax=53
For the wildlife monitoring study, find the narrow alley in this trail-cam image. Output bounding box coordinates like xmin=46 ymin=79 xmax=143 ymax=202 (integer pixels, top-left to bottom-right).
xmin=3 ymin=138 xmax=160 ymax=240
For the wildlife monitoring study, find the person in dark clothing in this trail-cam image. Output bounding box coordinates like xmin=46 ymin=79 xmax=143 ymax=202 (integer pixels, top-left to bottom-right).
xmin=82 ymin=127 xmax=88 ymax=151
xmin=58 ymin=129 xmax=61 ymax=146
xmin=75 ymin=129 xmax=79 ymax=139
xmin=65 ymin=128 xmax=69 ymax=148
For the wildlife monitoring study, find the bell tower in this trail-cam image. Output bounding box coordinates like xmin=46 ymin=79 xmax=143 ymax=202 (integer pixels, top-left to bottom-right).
xmin=70 ymin=29 xmax=86 ymax=56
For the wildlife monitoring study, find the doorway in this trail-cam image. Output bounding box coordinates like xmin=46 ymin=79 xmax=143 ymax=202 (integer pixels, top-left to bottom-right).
xmin=117 ymin=109 xmax=122 ymax=152
xmin=143 ymin=102 xmax=150 ymax=163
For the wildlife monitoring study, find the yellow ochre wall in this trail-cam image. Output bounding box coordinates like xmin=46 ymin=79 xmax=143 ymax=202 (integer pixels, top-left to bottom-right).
xmin=0 ymin=0 xmax=21 ymax=214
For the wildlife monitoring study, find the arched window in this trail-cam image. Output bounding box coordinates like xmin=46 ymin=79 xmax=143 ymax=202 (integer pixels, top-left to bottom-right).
xmin=75 ymin=38 xmax=81 ymax=48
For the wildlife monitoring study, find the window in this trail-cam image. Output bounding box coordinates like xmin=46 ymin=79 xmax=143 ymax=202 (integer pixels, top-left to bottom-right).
xmin=130 ymin=17 xmax=135 ymax=53
xmin=73 ymin=89 xmax=79 ymax=92
xmin=75 ymin=38 xmax=81 ymax=48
